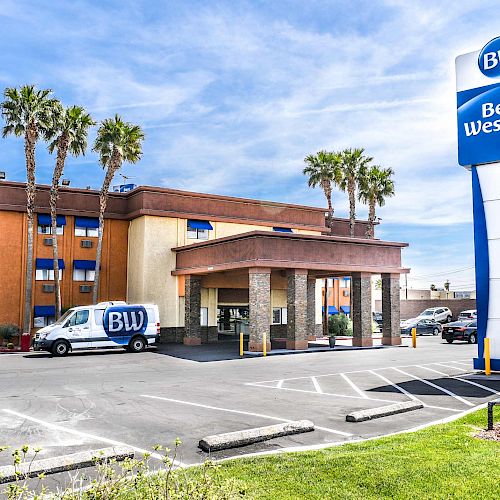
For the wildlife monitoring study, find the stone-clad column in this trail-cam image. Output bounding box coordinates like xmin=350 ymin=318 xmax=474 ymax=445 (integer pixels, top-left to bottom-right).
xmin=287 ymin=269 xmax=308 ymax=350
xmin=382 ymin=273 xmax=401 ymax=345
xmin=184 ymin=275 xmax=202 ymax=346
xmin=307 ymin=277 xmax=317 ymax=341
xmin=352 ymin=272 xmax=373 ymax=347
xmin=248 ymin=268 xmax=271 ymax=352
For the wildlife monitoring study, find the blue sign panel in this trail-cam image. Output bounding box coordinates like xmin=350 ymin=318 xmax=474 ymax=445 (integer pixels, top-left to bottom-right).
xmin=103 ymin=306 xmax=148 ymax=344
xmin=456 ymin=37 xmax=500 ymax=166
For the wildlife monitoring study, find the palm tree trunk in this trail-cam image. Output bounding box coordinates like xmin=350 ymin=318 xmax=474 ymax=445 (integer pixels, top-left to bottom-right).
xmin=23 ymin=123 xmax=37 ymax=334
xmin=348 ymin=178 xmax=356 ymax=238
xmin=323 ymin=278 xmax=329 ymax=336
xmin=51 ymin=135 xmax=69 ymax=319
xmin=93 ymin=152 xmax=121 ymax=304
xmin=366 ymin=199 xmax=376 ymax=239
xmin=322 ymin=180 xmax=334 ymax=234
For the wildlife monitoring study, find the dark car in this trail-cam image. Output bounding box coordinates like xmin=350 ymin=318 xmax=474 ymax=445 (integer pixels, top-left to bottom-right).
xmin=373 ymin=311 xmax=383 ymax=330
xmin=400 ymin=318 xmax=442 ymax=336
xmin=442 ymin=320 xmax=477 ymax=344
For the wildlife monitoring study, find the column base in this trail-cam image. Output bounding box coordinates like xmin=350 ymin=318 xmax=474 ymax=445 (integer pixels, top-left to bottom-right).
xmin=382 ymin=337 xmax=401 ymax=346
xmin=183 ymin=337 xmax=202 ymax=346
xmin=307 ymin=336 xmax=317 ymax=341
xmin=286 ymin=340 xmax=309 ymax=350
xmin=248 ymin=341 xmax=272 ymax=352
xmin=352 ymin=337 xmax=373 ymax=347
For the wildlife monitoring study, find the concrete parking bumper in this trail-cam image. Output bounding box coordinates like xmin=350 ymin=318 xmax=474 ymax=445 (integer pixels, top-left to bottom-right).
xmin=0 ymin=446 xmax=135 ymax=484
xmin=199 ymin=420 xmax=315 ymax=452
xmin=346 ymin=401 xmax=424 ymax=423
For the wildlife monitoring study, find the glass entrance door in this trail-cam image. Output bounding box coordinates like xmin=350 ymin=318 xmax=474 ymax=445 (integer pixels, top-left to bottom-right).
xmin=217 ymin=306 xmax=249 ymax=337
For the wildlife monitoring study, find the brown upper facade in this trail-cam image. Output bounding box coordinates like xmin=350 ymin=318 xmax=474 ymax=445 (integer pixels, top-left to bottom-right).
xmin=0 ymin=181 xmax=371 ymax=236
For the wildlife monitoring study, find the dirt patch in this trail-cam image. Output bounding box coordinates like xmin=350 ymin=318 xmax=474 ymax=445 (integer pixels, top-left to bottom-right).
xmin=475 ymin=424 xmax=500 ymax=442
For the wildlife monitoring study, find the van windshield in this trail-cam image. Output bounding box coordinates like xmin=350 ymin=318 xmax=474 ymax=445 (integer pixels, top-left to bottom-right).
xmin=420 ymin=310 xmax=434 ymax=316
xmin=52 ymin=309 xmax=75 ymax=326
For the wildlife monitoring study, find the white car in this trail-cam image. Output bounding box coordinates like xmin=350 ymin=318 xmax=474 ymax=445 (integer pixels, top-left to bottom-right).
xmin=33 ymin=301 xmax=160 ymax=356
xmin=416 ymin=307 xmax=452 ymax=323
xmin=457 ymin=309 xmax=477 ymax=321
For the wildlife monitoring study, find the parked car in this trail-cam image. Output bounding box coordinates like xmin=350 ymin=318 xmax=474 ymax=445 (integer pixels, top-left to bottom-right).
xmin=33 ymin=301 xmax=160 ymax=356
xmin=416 ymin=307 xmax=452 ymax=323
xmin=373 ymin=311 xmax=383 ymax=330
xmin=457 ymin=309 xmax=477 ymax=321
xmin=442 ymin=320 xmax=477 ymax=344
xmin=400 ymin=318 xmax=442 ymax=336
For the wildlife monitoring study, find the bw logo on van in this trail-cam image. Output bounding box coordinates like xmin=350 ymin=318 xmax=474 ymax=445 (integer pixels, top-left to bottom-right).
xmin=103 ymin=306 xmax=148 ymax=337
xmin=456 ymin=36 xmax=500 ymax=166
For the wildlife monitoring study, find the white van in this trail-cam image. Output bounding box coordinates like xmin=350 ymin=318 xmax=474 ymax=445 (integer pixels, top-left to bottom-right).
xmin=33 ymin=302 xmax=160 ymax=356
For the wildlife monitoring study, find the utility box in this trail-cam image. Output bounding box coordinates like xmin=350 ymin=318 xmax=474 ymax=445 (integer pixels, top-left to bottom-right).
xmin=21 ymin=333 xmax=31 ymax=352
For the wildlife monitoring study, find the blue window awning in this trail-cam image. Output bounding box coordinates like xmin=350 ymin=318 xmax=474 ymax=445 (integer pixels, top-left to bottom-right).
xmin=187 ymin=219 xmax=213 ymax=230
xmin=74 ymin=260 xmax=96 ymax=270
xmin=341 ymin=305 xmax=351 ymax=314
xmin=37 ymin=214 xmax=66 ymax=226
xmin=35 ymin=258 xmax=65 ymax=270
xmin=322 ymin=306 xmax=339 ymax=315
xmin=273 ymin=227 xmax=293 ymax=233
xmin=75 ymin=217 xmax=99 ymax=229
xmin=34 ymin=305 xmax=55 ymax=317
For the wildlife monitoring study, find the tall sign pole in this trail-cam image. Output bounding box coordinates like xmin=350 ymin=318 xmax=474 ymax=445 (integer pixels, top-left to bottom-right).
xmin=456 ymin=37 xmax=500 ymax=371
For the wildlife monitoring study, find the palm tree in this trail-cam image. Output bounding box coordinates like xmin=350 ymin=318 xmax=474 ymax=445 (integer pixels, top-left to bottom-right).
xmin=337 ymin=148 xmax=373 ymax=238
xmin=1 ymin=85 xmax=58 ymax=334
xmin=357 ymin=165 xmax=395 ymax=239
xmin=92 ymin=115 xmax=144 ymax=303
xmin=48 ymin=105 xmax=95 ymax=318
xmin=303 ymin=150 xmax=341 ymax=234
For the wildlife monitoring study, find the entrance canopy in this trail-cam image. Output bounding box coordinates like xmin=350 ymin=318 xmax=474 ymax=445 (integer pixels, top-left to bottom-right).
xmin=172 ymin=230 xmax=409 ymax=277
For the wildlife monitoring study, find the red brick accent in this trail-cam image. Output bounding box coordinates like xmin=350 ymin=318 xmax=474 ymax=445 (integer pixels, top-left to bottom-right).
xmin=382 ymin=337 xmax=401 ymax=346
xmin=183 ymin=337 xmax=202 ymax=346
xmin=286 ymin=340 xmax=309 ymax=350
xmin=248 ymin=341 xmax=272 ymax=352
xmin=352 ymin=337 xmax=373 ymax=347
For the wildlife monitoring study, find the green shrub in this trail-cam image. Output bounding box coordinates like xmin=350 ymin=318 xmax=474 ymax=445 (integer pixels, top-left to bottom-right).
xmin=328 ymin=314 xmax=353 ymax=337
xmin=0 ymin=324 xmax=20 ymax=341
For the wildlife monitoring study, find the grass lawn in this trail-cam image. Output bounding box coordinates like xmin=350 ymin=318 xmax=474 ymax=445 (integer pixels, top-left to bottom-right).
xmin=211 ymin=408 xmax=500 ymax=499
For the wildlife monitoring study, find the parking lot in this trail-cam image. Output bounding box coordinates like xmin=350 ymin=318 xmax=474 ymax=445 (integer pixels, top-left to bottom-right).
xmin=1 ymin=336 xmax=498 ymax=476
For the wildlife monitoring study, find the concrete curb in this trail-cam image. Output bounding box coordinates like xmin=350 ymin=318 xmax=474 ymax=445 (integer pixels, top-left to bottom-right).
xmin=199 ymin=420 xmax=314 ymax=452
xmin=0 ymin=446 xmax=134 ymax=484
xmin=346 ymin=401 xmax=424 ymax=422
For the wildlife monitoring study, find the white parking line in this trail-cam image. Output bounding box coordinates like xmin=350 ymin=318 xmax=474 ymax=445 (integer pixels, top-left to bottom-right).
xmin=434 ymin=362 xmax=467 ymax=372
xmin=392 ymin=368 xmax=474 ymax=407
xmin=340 ymin=373 xmax=369 ymax=399
xmin=141 ymin=395 xmax=352 ymax=437
xmin=311 ymin=376 xmax=323 ymax=394
xmin=448 ymin=360 xmax=472 ymax=367
xmin=276 ymin=380 xmax=284 ymax=389
xmin=369 ymin=371 xmax=462 ymax=412
xmin=1 ymin=409 xmax=183 ymax=465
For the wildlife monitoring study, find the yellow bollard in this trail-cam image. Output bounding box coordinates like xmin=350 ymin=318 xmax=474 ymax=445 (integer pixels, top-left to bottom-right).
xmin=263 ymin=332 xmax=267 ymax=357
xmin=485 ymin=337 xmax=491 ymax=376
xmin=412 ymin=327 xmax=417 ymax=348
xmin=240 ymin=331 xmax=244 ymax=357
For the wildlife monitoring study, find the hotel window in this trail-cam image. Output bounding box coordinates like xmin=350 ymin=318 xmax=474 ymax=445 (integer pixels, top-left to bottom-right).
xmin=272 ymin=307 xmax=287 ymax=325
xmin=33 ymin=316 xmax=55 ymax=328
xmin=75 ymin=217 xmax=99 ymax=237
xmin=33 ymin=306 xmax=56 ymax=328
xmin=273 ymin=227 xmax=293 ymax=233
xmin=187 ymin=219 xmax=213 ymax=240
xmin=340 ymin=278 xmax=350 ymax=288
xmin=73 ymin=260 xmax=96 ymax=281
xmin=35 ymin=269 xmax=63 ymax=281
xmin=37 ymin=214 xmax=66 ymax=235
xmin=201 ymin=307 xmax=208 ymax=326
xmin=35 ymin=258 xmax=65 ymax=281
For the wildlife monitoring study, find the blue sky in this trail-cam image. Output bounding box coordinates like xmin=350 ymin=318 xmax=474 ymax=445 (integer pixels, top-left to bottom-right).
xmin=1 ymin=0 xmax=498 ymax=290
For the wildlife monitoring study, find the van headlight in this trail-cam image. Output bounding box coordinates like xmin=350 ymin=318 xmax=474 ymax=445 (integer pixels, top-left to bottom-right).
xmin=38 ymin=333 xmax=48 ymax=340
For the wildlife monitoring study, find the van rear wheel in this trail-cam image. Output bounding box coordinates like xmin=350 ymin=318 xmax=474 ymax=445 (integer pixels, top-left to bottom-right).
xmin=128 ymin=336 xmax=146 ymax=353
xmin=52 ymin=340 xmax=70 ymax=357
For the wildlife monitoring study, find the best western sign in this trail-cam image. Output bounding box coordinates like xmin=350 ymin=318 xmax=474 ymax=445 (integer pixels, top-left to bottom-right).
xmin=456 ymin=36 xmax=500 ymax=166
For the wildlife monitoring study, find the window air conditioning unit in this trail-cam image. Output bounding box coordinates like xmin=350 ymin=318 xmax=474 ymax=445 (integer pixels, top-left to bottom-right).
xmin=80 ymin=285 xmax=92 ymax=293
xmin=43 ymin=237 xmax=53 ymax=246
xmin=343 ymin=290 xmax=349 ymax=297
xmin=81 ymin=239 xmax=93 ymax=248
xmin=42 ymin=284 xmax=55 ymax=293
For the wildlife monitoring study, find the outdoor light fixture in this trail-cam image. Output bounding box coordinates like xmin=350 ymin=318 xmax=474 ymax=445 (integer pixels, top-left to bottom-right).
xmin=0 ymin=171 xmax=5 ymax=180
xmin=61 ymin=179 xmax=70 ymax=186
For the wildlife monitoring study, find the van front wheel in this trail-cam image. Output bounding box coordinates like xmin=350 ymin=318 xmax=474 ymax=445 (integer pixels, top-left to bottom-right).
xmin=52 ymin=340 xmax=70 ymax=357
xmin=128 ymin=336 xmax=146 ymax=353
